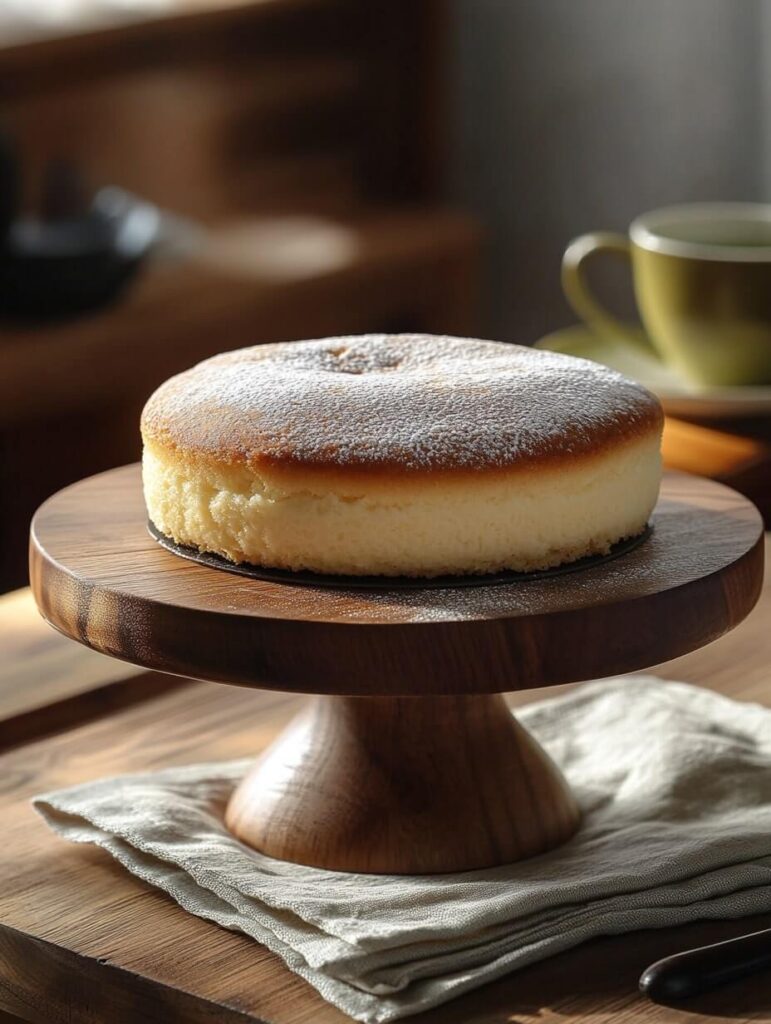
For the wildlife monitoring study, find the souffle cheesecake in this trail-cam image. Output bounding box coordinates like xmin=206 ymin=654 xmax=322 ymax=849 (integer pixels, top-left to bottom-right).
xmin=141 ymin=333 xmax=663 ymax=577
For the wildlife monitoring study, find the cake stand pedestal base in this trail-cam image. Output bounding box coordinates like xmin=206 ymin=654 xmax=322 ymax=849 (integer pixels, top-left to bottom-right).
xmin=29 ymin=467 xmax=765 ymax=876
xmin=225 ymin=693 xmax=581 ymax=874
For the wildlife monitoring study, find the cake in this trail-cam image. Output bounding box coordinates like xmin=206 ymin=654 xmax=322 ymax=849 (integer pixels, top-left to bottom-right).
xmin=141 ymin=334 xmax=663 ymax=577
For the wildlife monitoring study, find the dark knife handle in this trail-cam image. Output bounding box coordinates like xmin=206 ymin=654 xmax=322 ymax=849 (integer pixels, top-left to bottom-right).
xmin=640 ymin=927 xmax=771 ymax=1001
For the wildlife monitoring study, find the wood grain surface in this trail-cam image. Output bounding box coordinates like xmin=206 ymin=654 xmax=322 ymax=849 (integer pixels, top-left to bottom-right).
xmin=30 ymin=465 xmax=764 ymax=694
xmin=1 ymin=553 xmax=771 ymax=1022
xmin=7 ymin=560 xmax=580 ymax=873
xmin=0 ymin=589 xmax=188 ymax=752
xmin=226 ymin=693 xmax=580 ymax=872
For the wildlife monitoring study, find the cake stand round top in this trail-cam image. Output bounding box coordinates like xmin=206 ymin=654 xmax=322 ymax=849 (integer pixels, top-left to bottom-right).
xmin=30 ymin=464 xmax=763 ymax=695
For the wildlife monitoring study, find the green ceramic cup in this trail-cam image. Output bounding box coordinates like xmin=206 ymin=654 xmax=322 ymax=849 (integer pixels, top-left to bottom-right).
xmin=562 ymin=203 xmax=771 ymax=387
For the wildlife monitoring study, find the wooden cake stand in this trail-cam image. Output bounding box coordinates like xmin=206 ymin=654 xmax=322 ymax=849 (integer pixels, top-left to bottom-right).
xmin=29 ymin=465 xmax=764 ymax=875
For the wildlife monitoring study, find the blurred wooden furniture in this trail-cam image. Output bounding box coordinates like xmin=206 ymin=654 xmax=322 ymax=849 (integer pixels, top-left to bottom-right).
xmin=0 ymin=0 xmax=480 ymax=591
xmin=0 ymin=0 xmax=447 ymax=215
xmin=662 ymin=416 xmax=771 ymax=525
xmin=1 ymin=537 xmax=770 ymax=1022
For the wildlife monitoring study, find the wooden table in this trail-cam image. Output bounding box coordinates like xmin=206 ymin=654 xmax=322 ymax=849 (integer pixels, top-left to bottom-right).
xmin=1 ymin=544 xmax=770 ymax=1024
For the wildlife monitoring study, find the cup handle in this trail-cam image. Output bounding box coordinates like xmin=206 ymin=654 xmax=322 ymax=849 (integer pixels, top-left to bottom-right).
xmin=561 ymin=232 xmax=644 ymax=348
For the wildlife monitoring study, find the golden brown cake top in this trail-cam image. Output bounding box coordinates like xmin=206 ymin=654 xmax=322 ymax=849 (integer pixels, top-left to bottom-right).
xmin=141 ymin=334 xmax=663 ymax=475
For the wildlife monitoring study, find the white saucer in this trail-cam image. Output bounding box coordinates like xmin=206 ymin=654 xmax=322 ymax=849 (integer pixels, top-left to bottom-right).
xmin=535 ymin=326 xmax=771 ymax=419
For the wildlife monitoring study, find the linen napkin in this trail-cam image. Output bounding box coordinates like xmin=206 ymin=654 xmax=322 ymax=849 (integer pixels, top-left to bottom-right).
xmin=34 ymin=677 xmax=771 ymax=1023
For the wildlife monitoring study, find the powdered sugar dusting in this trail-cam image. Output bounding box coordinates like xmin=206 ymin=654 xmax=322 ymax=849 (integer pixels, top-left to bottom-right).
xmin=142 ymin=335 xmax=661 ymax=471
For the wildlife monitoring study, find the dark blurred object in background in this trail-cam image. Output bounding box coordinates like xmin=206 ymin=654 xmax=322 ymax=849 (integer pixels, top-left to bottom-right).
xmin=0 ymin=143 xmax=159 ymax=320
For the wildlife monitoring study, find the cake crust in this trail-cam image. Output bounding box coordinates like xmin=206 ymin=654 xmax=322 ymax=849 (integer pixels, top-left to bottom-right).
xmin=141 ymin=334 xmax=663 ymax=480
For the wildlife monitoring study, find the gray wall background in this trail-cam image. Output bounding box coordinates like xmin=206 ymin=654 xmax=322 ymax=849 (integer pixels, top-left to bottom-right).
xmin=449 ymin=0 xmax=765 ymax=342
